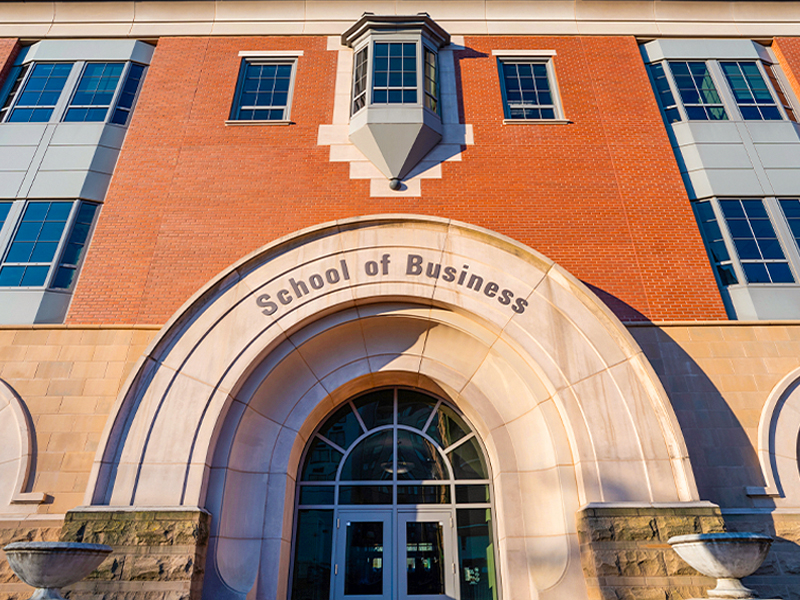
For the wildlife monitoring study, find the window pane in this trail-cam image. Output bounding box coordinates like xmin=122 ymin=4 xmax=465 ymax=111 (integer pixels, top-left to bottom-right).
xmin=52 ymin=203 xmax=97 ymax=289
xmin=317 ymin=403 xmax=363 ymax=450
xmin=721 ymin=61 xmax=781 ymax=121
xmin=298 ymin=485 xmax=335 ymax=506
xmin=354 ymin=389 xmax=394 ymax=429
xmin=669 ymin=61 xmax=727 ymax=121
xmin=502 ymin=60 xmax=555 ymax=120
xmin=456 ymin=509 xmax=498 ymax=600
xmin=340 ymin=430 xmax=393 ymax=481
xmin=406 ymin=522 xmax=445 ymax=595
xmin=301 ymin=438 xmax=343 ymax=481
xmin=8 ymin=62 xmax=71 ymax=123
xmin=372 ymin=42 xmax=417 ymax=105
xmin=397 ymin=485 xmax=450 ymax=504
xmin=449 ymin=437 xmax=488 ymax=480
xmin=339 ymin=485 xmax=392 ymax=504
xmin=397 ymin=389 xmax=436 ymax=430
xmin=456 ymin=484 xmax=490 ymax=504
xmin=396 ymin=430 xmax=448 ymax=481
xmin=233 ymin=60 xmax=293 ymax=120
xmin=426 ymin=404 xmax=469 ymax=448
xmin=344 ymin=522 xmax=384 ymax=595
xmin=290 ymin=510 xmax=333 ymax=600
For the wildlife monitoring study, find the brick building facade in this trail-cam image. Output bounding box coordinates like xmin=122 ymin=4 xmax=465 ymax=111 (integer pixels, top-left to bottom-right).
xmin=0 ymin=2 xmax=800 ymax=599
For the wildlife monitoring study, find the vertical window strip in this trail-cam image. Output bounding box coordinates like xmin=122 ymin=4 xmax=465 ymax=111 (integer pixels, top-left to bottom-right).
xmin=64 ymin=62 xmax=125 ymax=122
xmin=649 ymin=62 xmax=681 ymax=123
xmin=352 ymin=47 xmax=368 ymax=114
xmin=423 ymin=47 xmax=438 ymax=113
xmin=0 ymin=202 xmax=11 ymax=232
xmin=7 ymin=63 xmax=73 ymax=123
xmin=695 ymin=201 xmax=738 ymax=286
xmin=720 ymin=61 xmax=782 ymax=120
xmin=501 ymin=61 xmax=555 ymax=120
xmin=0 ymin=64 xmax=29 ymax=122
xmin=779 ymin=199 xmax=800 ymax=252
xmin=52 ymin=202 xmax=98 ymax=290
xmin=234 ymin=61 xmax=293 ymax=121
xmin=668 ymin=61 xmax=727 ymax=121
xmin=0 ymin=201 xmax=73 ymax=287
xmin=372 ymin=42 xmax=417 ymax=104
xmin=720 ymin=198 xmax=794 ymax=284
xmin=111 ymin=63 xmax=145 ymax=125
xmin=766 ymin=66 xmax=796 ymax=122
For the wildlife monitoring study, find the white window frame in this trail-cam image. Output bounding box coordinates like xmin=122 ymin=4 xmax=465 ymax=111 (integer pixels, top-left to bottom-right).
xmin=350 ymin=33 xmax=440 ymax=117
xmin=226 ymin=50 xmax=302 ymax=126
xmin=493 ymin=49 xmax=568 ymax=124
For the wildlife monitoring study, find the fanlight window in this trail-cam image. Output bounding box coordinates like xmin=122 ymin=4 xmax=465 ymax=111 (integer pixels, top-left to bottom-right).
xmin=290 ymin=387 xmax=497 ymax=600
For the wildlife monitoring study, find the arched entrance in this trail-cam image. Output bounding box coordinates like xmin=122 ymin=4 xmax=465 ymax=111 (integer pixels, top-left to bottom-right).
xmin=83 ymin=215 xmax=699 ymax=600
xmin=292 ymin=387 xmax=496 ymax=600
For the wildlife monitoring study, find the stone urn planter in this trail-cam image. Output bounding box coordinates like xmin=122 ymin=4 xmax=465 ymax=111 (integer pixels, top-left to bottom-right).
xmin=2 ymin=541 xmax=112 ymax=600
xmin=668 ymin=532 xmax=773 ymax=599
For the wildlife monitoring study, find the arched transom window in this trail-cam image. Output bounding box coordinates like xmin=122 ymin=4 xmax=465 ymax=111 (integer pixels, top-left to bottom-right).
xmin=290 ymin=387 xmax=498 ymax=600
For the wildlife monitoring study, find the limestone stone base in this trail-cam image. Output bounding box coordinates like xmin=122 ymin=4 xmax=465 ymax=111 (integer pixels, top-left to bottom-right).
xmin=58 ymin=507 xmax=210 ymax=600
xmin=578 ymin=502 xmax=726 ymax=600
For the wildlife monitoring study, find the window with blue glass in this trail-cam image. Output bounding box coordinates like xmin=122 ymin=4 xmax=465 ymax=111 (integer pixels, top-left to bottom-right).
xmin=669 ymin=61 xmax=728 ymax=121
xmin=65 ymin=62 xmax=125 ymax=122
xmin=720 ymin=62 xmax=782 ymax=121
xmin=719 ymin=199 xmax=794 ymax=284
xmin=0 ymin=61 xmax=146 ymax=124
xmin=3 ymin=63 xmax=72 ymax=123
xmin=780 ymin=199 xmax=800 ymax=252
xmin=230 ymin=59 xmax=296 ymax=121
xmin=0 ymin=200 xmax=98 ymax=289
xmin=695 ymin=201 xmax=739 ymax=286
xmin=499 ymin=60 xmax=558 ymax=120
xmin=372 ymin=42 xmax=417 ymax=104
xmin=648 ymin=63 xmax=681 ymax=123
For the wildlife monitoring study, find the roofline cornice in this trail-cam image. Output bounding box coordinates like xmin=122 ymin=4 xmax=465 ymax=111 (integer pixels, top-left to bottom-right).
xmin=1 ymin=1 xmax=800 ymax=39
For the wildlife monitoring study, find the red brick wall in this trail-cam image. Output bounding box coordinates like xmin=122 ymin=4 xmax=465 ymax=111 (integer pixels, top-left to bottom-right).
xmin=773 ymin=38 xmax=800 ymax=104
xmin=68 ymin=35 xmax=727 ymax=324
xmin=0 ymin=38 xmax=20 ymax=88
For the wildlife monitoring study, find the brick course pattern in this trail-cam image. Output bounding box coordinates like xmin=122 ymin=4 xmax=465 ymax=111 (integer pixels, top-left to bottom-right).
xmin=0 ymin=38 xmax=19 ymax=88
xmin=66 ymin=35 xmax=727 ymax=324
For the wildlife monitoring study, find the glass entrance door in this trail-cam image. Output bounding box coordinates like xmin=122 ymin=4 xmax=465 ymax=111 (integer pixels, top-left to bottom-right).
xmin=335 ymin=510 xmax=392 ymax=600
xmin=333 ymin=509 xmax=456 ymax=600
xmin=398 ymin=510 xmax=456 ymax=600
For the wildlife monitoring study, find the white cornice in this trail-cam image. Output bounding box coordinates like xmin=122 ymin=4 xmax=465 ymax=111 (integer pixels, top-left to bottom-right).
xmin=0 ymin=1 xmax=799 ymax=39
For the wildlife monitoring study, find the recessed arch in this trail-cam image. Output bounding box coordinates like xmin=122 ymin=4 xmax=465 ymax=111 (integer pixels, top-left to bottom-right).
xmin=748 ymin=366 xmax=800 ymax=506
xmin=86 ymin=215 xmax=698 ymax=600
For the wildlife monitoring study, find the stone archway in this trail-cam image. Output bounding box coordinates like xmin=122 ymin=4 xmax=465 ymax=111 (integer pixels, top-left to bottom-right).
xmin=84 ymin=215 xmax=698 ymax=600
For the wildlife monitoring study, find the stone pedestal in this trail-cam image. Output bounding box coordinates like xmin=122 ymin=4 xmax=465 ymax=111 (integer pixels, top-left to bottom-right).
xmin=58 ymin=507 xmax=210 ymax=600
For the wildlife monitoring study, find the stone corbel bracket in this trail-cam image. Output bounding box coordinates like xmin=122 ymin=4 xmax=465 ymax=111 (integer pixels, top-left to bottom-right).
xmin=0 ymin=379 xmax=46 ymax=505
xmin=746 ymin=366 xmax=800 ymax=500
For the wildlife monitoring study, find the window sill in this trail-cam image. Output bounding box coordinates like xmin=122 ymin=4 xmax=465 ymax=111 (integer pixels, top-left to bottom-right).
xmin=225 ymin=120 xmax=294 ymax=126
xmin=503 ymin=118 xmax=571 ymax=125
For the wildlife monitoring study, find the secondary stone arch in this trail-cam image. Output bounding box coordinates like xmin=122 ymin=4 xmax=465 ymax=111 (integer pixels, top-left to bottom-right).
xmin=86 ymin=215 xmax=699 ymax=600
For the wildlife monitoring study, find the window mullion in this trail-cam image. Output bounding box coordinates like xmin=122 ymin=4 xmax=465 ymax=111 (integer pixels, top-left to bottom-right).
xmin=0 ymin=201 xmax=24 ymax=261
xmin=765 ymin=196 xmax=800 ymax=280
xmin=662 ymin=61 xmax=689 ymax=122
xmin=707 ymin=60 xmax=739 ymax=120
xmin=55 ymin=61 xmax=84 ymax=122
xmin=711 ymin=199 xmax=748 ymax=284
xmin=43 ymin=200 xmax=79 ymax=289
